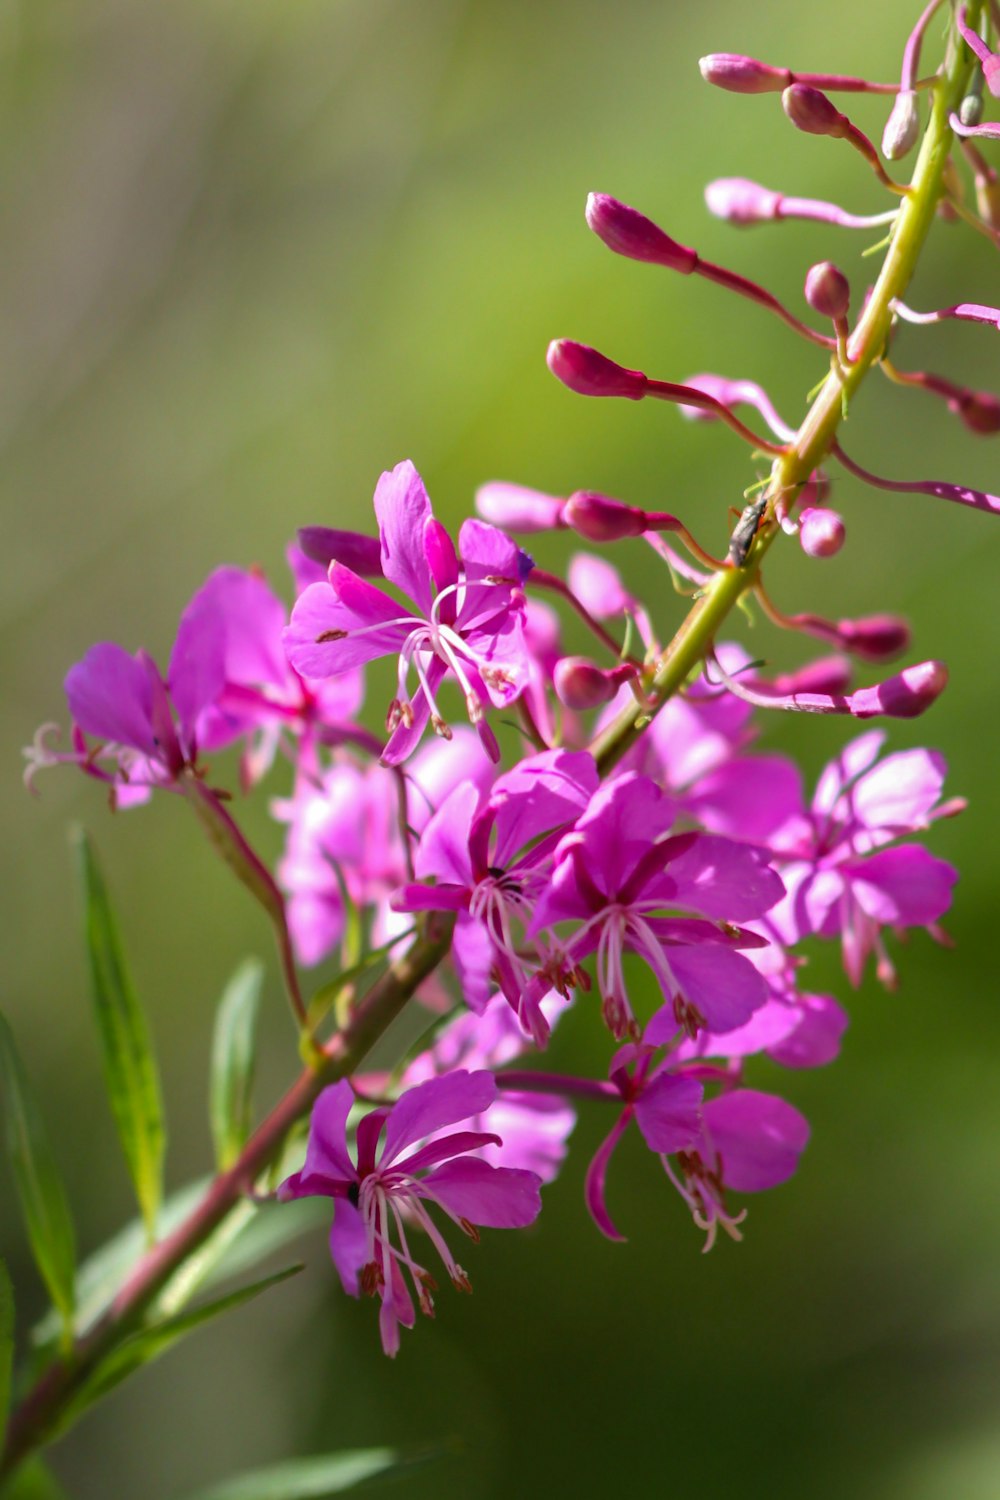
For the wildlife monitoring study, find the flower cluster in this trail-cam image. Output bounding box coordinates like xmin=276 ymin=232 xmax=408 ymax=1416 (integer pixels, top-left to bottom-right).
xmin=27 ymin=2 xmax=991 ymax=1362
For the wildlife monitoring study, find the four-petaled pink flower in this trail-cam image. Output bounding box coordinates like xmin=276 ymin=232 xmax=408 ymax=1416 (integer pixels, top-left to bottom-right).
xmin=531 ymin=773 xmax=785 ymax=1042
xmin=763 ymin=730 xmax=961 ymax=986
xmin=284 ymin=460 xmax=533 ymax=764
xmin=278 ymin=1071 xmax=542 ymax=1357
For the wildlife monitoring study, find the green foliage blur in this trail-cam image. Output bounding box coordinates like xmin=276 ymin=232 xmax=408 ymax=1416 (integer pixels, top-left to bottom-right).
xmin=2 ymin=0 xmax=999 ymax=1495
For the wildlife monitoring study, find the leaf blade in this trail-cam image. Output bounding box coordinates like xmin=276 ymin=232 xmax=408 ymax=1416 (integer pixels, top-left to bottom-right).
xmin=0 ymin=1015 xmax=76 ymax=1344
xmin=74 ymin=829 xmax=166 ymax=1238
xmin=181 ymin=1449 xmax=405 ymax=1500
xmin=209 ymin=959 xmax=263 ymax=1170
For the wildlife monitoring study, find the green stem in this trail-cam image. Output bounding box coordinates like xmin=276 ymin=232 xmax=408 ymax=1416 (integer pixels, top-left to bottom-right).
xmin=593 ymin=6 xmax=979 ymax=776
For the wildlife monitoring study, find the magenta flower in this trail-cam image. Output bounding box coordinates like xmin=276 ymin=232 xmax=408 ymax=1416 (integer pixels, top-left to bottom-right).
xmin=284 ymin=460 xmax=533 ymax=764
xmin=278 ymin=1072 xmax=542 ymax=1357
xmin=764 ymin=730 xmax=961 ymax=985
xmin=393 ymin=749 xmax=599 ymax=1018
xmin=531 ymin=773 xmax=785 ymax=1042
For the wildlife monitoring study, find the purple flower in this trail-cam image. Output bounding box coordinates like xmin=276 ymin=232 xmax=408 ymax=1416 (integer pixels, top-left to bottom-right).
xmin=278 ymin=1072 xmax=542 ymax=1357
xmin=284 ymin=461 xmax=533 ymax=764
xmin=393 ymin=749 xmax=598 ymax=1018
xmin=765 ymin=730 xmax=961 ymax=985
xmin=531 ymin=773 xmax=785 ymax=1043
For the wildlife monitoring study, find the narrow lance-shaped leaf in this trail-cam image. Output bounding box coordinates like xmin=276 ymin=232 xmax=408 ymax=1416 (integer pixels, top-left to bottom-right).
xmin=181 ymin=1448 xmax=406 ymax=1500
xmin=63 ymin=1264 xmax=303 ymax=1423
xmin=210 ymin=959 xmax=263 ymax=1170
xmin=0 ymin=1014 xmax=76 ymax=1346
xmin=0 ymin=1257 xmax=13 ymax=1451
xmin=73 ymin=829 xmax=165 ymax=1239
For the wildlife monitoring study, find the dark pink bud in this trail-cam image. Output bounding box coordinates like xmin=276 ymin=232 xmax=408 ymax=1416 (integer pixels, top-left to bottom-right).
xmin=771 ymin=655 xmax=853 ymax=697
xmin=782 ymin=84 xmax=845 ymax=136
xmin=475 ymin=481 xmax=567 ymax=532
xmin=799 ymin=507 xmax=846 ymax=557
xmin=850 ymin=660 xmax=948 ymax=719
xmin=553 ymin=656 xmax=639 ymax=709
xmin=951 ymin=388 xmax=1000 ymax=435
xmin=699 ymin=53 xmax=791 ymax=94
xmin=585 ymin=194 xmax=698 ymax=273
xmin=547 ymin=340 xmax=646 ymax=400
xmin=837 ymin=614 xmax=911 ymax=661
xmin=564 ymin=491 xmax=647 ymax=540
xmin=297 ymin=526 xmax=384 ymax=577
xmin=804 ymin=261 xmax=850 ymax=319
xmin=704 ymin=177 xmax=783 ymax=225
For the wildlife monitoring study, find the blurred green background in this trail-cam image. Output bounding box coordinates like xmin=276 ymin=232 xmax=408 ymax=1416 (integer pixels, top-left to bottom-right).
xmin=2 ymin=0 xmax=1000 ymax=1496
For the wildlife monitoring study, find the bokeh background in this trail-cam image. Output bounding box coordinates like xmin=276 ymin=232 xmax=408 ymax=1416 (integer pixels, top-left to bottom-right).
xmin=3 ymin=0 xmax=1000 ymax=1496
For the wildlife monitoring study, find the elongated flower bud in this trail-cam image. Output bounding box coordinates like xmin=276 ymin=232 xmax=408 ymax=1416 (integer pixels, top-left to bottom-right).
xmin=882 ymin=90 xmax=920 ymax=159
xmin=553 ymin=656 xmax=639 ymax=709
xmin=585 ymin=193 xmax=698 ymax=272
xmin=547 ymin=340 xmax=646 ymax=399
xmin=564 ymin=491 xmax=647 ymax=540
xmin=837 ymin=614 xmax=911 ymax=660
xmin=783 ymin=84 xmax=845 ymax=135
xmin=699 ymin=53 xmax=792 ymax=93
xmin=799 ymin=507 xmax=846 ymax=557
xmin=704 ymin=177 xmax=783 ymax=224
xmin=850 ymin=660 xmax=948 ymax=718
xmin=770 ymin=656 xmax=853 ymax=696
xmin=475 ymin=482 xmax=568 ymax=532
xmin=298 ymin=526 xmax=384 ymax=577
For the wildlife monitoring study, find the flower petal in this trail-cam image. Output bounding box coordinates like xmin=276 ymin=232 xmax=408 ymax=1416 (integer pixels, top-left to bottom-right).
xmin=422 ymin=1157 xmax=542 ymax=1228
xmin=374 ymin=460 xmax=435 ymax=614
xmin=703 ymin=1089 xmax=809 ymax=1191
xmin=380 ymin=1071 xmax=497 ymax=1166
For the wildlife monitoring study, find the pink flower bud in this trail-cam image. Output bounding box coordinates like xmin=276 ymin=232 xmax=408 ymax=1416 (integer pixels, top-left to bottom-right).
xmin=547 ymin=340 xmax=647 ymax=400
xmin=850 ymin=660 xmax=948 ymax=719
xmin=297 ymin=526 xmax=384 ymax=577
xmin=585 ymin=193 xmax=698 ymax=273
xmin=799 ymin=507 xmax=846 ymax=557
xmin=881 ymin=91 xmax=920 ymax=160
xmin=474 ymin=481 xmax=567 ymax=532
xmin=804 ymin=261 xmax=850 ymax=320
xmin=837 ymin=614 xmax=911 ymax=661
xmin=771 ymin=656 xmax=852 ymax=696
xmin=704 ymin=177 xmax=783 ymax=225
xmin=553 ymin=656 xmax=638 ymax=709
xmin=699 ymin=53 xmax=790 ymax=93
xmin=782 ymin=84 xmax=845 ymax=136
xmin=951 ymin=388 xmax=1000 ymax=435
xmin=564 ymin=491 xmax=647 ymax=540
xmin=956 ymin=5 xmax=1000 ymax=98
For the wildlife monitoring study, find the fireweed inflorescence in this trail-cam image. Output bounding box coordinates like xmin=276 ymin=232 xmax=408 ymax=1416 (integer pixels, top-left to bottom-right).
xmin=3 ymin=2 xmax=997 ymax=1484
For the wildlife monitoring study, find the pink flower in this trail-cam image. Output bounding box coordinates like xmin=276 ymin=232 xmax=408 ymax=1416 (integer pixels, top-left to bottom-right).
xmin=278 ymin=1072 xmax=542 ymax=1357
xmin=284 ymin=461 xmax=533 ymax=764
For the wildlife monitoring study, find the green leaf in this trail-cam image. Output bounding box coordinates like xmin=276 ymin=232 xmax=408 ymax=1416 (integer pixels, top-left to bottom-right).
xmin=181 ymin=1449 xmax=403 ymax=1500
xmin=0 ymin=1458 xmax=71 ymax=1500
xmin=210 ymin=959 xmax=263 ymax=1170
xmin=0 ymin=1259 xmax=13 ymax=1450
xmin=65 ymin=1264 xmax=302 ymax=1422
xmin=73 ymin=829 xmax=166 ymax=1239
xmin=0 ymin=1014 xmax=76 ymax=1345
